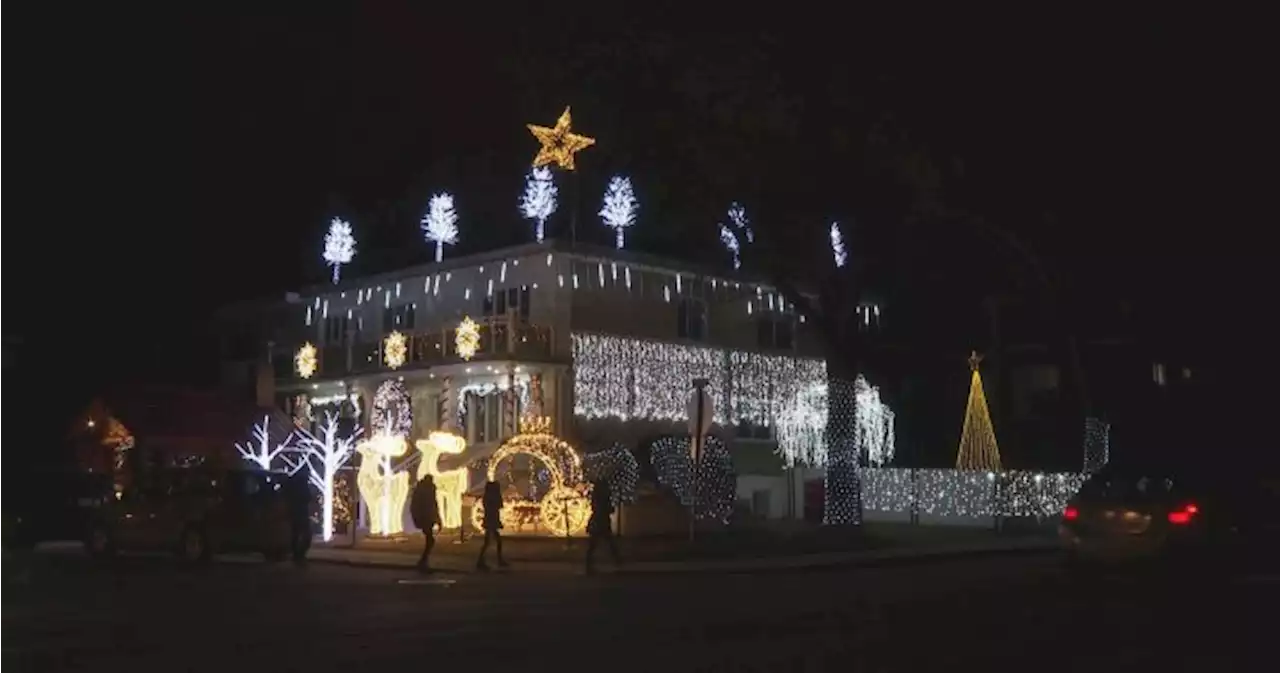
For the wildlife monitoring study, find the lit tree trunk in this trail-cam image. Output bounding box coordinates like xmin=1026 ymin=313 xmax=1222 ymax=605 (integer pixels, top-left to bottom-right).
xmin=321 ymin=472 xmax=335 ymax=542
xmin=824 ymin=375 xmax=862 ymax=525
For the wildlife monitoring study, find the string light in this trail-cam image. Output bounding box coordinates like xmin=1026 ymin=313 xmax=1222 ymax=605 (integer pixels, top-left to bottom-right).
xmin=649 ymin=434 xmax=735 ymax=523
xmin=599 ymin=175 xmax=638 ymax=249
xmin=956 ymin=351 xmax=1002 ymax=471
xmin=414 ymin=432 xmax=468 ymax=529
xmin=1082 ymin=417 xmax=1111 ymax=475
xmin=372 ymin=379 xmax=412 ymax=438
xmin=285 ymin=413 xmax=363 ymax=542
xmin=824 ymin=378 xmax=862 ymax=526
xmin=322 ymin=217 xmax=356 ymax=284
xmin=528 ymin=106 xmax=596 ymax=171
xmin=582 ymin=443 xmax=639 ymax=505
xmin=383 ymin=331 xmax=407 ymax=369
xmin=295 ymin=343 xmax=318 ymax=379
xmin=421 ymin=192 xmax=459 ymax=263
xmin=829 ymin=221 xmax=847 ymax=268
xmin=861 ymin=468 xmax=1085 ymax=519
xmin=472 ymin=432 xmax=589 ymax=535
xmin=356 ymin=435 xmax=410 ymax=536
xmin=455 ymin=316 xmax=480 ymax=361
xmin=520 ymin=166 xmax=558 ymax=243
xmin=235 ymin=415 xmax=295 ymax=470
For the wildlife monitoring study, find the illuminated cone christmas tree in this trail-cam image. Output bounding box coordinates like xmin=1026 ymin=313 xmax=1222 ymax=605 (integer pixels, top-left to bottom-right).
xmin=955 ymin=351 xmax=1003 ymax=471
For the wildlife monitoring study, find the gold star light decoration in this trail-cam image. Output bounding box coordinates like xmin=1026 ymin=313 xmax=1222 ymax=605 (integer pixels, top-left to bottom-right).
xmin=528 ymin=106 xmax=596 ymax=171
xmin=295 ymin=342 xmax=318 ymax=379
xmin=383 ymin=331 xmax=407 ymax=369
xmin=455 ymin=316 xmax=481 ymax=361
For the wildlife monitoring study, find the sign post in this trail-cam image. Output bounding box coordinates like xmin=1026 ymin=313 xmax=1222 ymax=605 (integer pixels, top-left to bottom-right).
xmin=686 ymin=378 xmax=713 ymax=542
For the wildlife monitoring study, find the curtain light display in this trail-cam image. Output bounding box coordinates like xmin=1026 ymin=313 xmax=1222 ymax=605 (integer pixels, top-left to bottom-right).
xmin=372 ymin=379 xmax=412 ymax=438
xmin=1082 ymin=417 xmax=1111 ymax=475
xmin=528 ymin=106 xmax=596 ymax=171
xmin=421 ymin=192 xmax=459 ymax=263
xmin=382 ymin=331 xmax=407 ymax=369
xmin=286 ymin=413 xmax=363 ymax=542
xmin=471 ymin=433 xmax=589 ymax=536
xmin=519 ymin=166 xmax=558 ymax=243
xmin=322 ymin=217 xmax=356 ymax=283
xmin=356 ymin=435 xmax=410 ymax=536
xmin=235 ymin=415 xmax=296 ymax=470
xmin=455 ymin=317 xmax=480 ymax=361
xmin=295 ymin=343 xmax=318 ymax=379
xmin=582 ymin=443 xmax=639 ymax=506
xmin=414 ymin=432 xmax=468 ymax=529
xmin=599 ymin=175 xmax=638 ymax=249
xmin=956 ymin=352 xmax=1003 ymax=471
xmin=854 ymin=376 xmax=895 ymax=467
xmin=649 ymin=435 xmax=735 ymax=523
xmin=861 ymin=468 xmax=1085 ymax=519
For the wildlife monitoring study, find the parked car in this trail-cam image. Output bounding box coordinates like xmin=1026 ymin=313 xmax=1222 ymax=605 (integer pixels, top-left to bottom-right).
xmin=3 ymin=471 xmax=114 ymax=550
xmin=1060 ymin=461 xmax=1278 ymax=573
xmin=86 ymin=467 xmax=292 ymax=563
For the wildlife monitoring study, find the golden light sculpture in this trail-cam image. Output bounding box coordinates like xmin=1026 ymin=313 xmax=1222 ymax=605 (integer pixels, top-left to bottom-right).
xmin=414 ymin=432 xmax=468 ymax=529
xmin=383 ymin=331 xmax=408 ymax=369
xmin=470 ymin=432 xmax=589 ymax=535
xmin=956 ymin=351 xmax=1003 ymax=471
xmin=528 ymin=106 xmax=596 ymax=171
xmin=295 ymin=342 xmax=318 ymax=379
xmin=455 ymin=316 xmax=481 ymax=361
xmin=356 ymin=435 xmax=411 ymax=536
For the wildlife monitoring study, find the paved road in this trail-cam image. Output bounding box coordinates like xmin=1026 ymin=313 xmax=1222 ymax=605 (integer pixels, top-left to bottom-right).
xmin=3 ymin=549 xmax=1273 ymax=672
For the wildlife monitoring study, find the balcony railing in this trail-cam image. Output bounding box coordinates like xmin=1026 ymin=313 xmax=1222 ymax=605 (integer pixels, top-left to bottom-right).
xmin=277 ymin=316 xmax=556 ymax=382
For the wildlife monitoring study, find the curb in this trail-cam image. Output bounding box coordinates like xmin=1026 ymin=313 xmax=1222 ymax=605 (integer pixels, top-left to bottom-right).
xmin=304 ymin=542 xmax=1059 ymax=576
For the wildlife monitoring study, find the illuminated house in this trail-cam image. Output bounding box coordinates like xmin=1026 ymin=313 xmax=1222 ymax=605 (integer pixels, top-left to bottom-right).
xmin=217 ymin=241 xmax=880 ymax=522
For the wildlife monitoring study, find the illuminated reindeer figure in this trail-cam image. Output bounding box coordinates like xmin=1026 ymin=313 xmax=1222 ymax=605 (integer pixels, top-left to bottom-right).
xmin=355 ymin=434 xmax=410 ymax=536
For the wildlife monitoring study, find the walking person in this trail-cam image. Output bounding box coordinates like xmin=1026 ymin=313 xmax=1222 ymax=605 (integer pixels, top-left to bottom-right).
xmin=585 ymin=480 xmax=621 ymax=575
xmin=476 ymin=481 xmax=508 ymax=571
xmin=410 ymin=474 xmax=443 ymax=574
xmin=285 ymin=470 xmax=314 ymax=565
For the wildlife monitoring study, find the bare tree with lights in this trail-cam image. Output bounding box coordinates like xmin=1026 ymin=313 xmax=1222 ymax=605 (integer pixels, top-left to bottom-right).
xmin=520 ymin=166 xmax=558 ymax=243
xmin=599 ymin=175 xmax=639 ymax=249
xmin=235 ymin=416 xmax=296 ymax=471
xmin=283 ymin=413 xmax=364 ymax=543
xmin=421 ymin=192 xmax=459 ymax=262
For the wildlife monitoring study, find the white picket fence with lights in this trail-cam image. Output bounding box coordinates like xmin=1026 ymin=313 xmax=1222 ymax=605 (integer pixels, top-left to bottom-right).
xmin=860 ymin=468 xmax=1086 ymax=525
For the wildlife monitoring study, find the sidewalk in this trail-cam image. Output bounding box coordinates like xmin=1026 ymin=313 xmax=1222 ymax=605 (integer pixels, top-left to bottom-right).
xmin=307 ymin=535 xmax=1058 ymax=575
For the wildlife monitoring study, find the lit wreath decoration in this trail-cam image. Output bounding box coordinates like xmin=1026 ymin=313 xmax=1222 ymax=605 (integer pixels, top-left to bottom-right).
xmin=583 ymin=443 xmax=639 ymax=506
xmin=471 ymin=432 xmax=589 ymax=536
xmin=371 ymin=379 xmax=412 ymax=438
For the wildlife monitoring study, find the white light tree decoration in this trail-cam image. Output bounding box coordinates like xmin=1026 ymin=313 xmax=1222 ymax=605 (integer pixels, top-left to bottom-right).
xmin=235 ymin=416 xmax=296 ymax=470
xmin=719 ymin=202 xmax=753 ymax=269
xmin=323 ymin=218 xmax=356 ymax=283
xmin=830 ymin=221 xmax=847 ymax=268
xmin=773 ymin=376 xmax=895 ymax=468
xmin=519 ymin=166 xmax=558 ymax=243
xmin=284 ymin=414 xmax=363 ymax=542
xmin=854 ymin=375 xmax=895 ymax=467
xmin=421 ymin=192 xmax=459 ymax=262
xmin=599 ymin=175 xmax=638 ymax=249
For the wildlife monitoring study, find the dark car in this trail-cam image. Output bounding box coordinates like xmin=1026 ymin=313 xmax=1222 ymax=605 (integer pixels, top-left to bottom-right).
xmin=1060 ymin=461 xmax=1279 ymax=573
xmin=3 ymin=471 xmax=114 ymax=550
xmin=86 ymin=467 xmax=292 ymax=563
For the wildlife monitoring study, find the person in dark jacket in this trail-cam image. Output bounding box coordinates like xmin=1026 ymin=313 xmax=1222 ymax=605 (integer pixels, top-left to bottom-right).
xmin=476 ymin=481 xmax=508 ymax=571
xmin=410 ymin=475 xmax=443 ymax=574
xmin=585 ymin=480 xmax=620 ymax=574
xmin=285 ymin=471 xmax=314 ymax=564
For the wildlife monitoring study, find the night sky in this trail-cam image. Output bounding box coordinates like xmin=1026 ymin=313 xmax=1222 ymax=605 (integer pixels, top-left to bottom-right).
xmin=9 ymin=8 xmax=1271 ymax=436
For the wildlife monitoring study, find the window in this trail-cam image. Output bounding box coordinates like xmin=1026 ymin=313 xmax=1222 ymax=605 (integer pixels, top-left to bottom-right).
xmin=324 ymin=317 xmax=349 ymax=345
xmin=677 ymin=299 xmax=707 ymax=341
xmin=466 ymin=392 xmax=504 ymax=444
xmin=382 ymin=304 xmax=416 ymax=332
xmin=756 ymin=317 xmax=794 ymax=351
xmin=485 ymin=287 xmax=532 ymax=321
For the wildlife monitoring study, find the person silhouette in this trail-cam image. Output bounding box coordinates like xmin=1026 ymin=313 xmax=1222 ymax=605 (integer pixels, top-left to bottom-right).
xmin=476 ymin=481 xmax=508 ymax=571
xmin=410 ymin=474 xmax=442 ymax=573
xmin=585 ymin=480 xmax=621 ymax=574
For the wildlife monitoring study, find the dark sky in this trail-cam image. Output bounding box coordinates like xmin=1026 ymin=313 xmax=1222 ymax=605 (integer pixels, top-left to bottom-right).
xmin=11 ymin=7 xmax=1270 ymax=395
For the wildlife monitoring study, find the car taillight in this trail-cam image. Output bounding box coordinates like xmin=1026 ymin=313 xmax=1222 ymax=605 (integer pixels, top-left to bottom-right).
xmin=1063 ymin=505 xmax=1079 ymax=521
xmin=1168 ymin=502 xmax=1198 ymax=525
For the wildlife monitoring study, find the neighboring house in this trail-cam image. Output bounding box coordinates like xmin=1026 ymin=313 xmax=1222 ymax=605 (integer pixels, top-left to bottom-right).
xmin=214 ymin=240 xmax=884 ymax=520
xmin=70 ymin=386 xmax=291 ymax=490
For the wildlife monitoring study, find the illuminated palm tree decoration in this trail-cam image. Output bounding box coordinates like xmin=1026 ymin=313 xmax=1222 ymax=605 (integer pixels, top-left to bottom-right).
xmin=421 ymin=193 xmax=459 ymax=262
